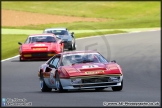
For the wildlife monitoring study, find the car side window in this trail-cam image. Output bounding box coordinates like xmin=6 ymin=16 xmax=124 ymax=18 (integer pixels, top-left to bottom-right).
xmin=96 ymin=54 xmax=108 ymax=63
xmin=49 ymin=57 xmax=60 ymax=68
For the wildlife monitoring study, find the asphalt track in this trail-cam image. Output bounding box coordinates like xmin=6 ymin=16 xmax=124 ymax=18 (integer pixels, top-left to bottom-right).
xmin=2 ymin=30 xmax=161 ymax=107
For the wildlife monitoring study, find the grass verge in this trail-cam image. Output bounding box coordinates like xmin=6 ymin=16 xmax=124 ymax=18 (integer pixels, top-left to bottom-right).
xmin=2 ymin=18 xmax=160 ymax=30
xmin=2 ymin=1 xmax=160 ymax=19
xmin=2 ymin=2 xmax=160 ymax=29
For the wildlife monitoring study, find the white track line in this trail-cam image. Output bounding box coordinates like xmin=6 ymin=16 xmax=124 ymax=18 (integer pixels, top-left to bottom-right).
xmin=1 ymin=29 xmax=160 ymax=62
xmin=1 ymin=55 xmax=20 ymax=62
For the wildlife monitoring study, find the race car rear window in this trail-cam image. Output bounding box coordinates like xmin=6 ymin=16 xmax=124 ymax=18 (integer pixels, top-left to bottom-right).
xmin=26 ymin=36 xmax=56 ymax=43
xmin=46 ymin=30 xmax=68 ymax=35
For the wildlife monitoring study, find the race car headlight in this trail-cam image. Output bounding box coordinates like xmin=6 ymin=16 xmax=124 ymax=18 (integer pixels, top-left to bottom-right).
xmin=108 ymin=77 xmax=120 ymax=82
xmin=71 ymin=78 xmax=82 ymax=84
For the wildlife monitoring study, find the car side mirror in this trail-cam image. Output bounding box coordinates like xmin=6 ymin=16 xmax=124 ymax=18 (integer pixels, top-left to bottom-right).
xmin=71 ymin=32 xmax=74 ymax=35
xmin=18 ymin=42 xmax=22 ymax=45
xmin=111 ymin=60 xmax=116 ymax=63
xmin=49 ymin=64 xmax=56 ymax=68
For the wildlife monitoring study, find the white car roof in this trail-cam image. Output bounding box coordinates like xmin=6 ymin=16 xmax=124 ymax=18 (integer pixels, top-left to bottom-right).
xmin=44 ymin=28 xmax=67 ymax=31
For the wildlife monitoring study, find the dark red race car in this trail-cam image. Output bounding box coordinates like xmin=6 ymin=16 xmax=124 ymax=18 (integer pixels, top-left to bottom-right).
xmin=38 ymin=50 xmax=123 ymax=92
xmin=18 ymin=33 xmax=64 ymax=61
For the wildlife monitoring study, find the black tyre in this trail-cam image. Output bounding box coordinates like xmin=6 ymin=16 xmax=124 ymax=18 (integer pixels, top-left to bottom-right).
xmin=73 ymin=42 xmax=76 ymax=50
xmin=19 ymin=56 xmax=23 ymax=61
xmin=68 ymin=44 xmax=73 ymax=51
xmin=40 ymin=73 xmax=52 ymax=92
xmin=112 ymin=80 xmax=123 ymax=91
xmin=55 ymin=72 xmax=67 ymax=92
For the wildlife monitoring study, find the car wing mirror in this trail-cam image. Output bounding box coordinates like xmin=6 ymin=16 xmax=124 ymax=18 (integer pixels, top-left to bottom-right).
xmin=71 ymin=32 xmax=74 ymax=36
xmin=18 ymin=42 xmax=22 ymax=45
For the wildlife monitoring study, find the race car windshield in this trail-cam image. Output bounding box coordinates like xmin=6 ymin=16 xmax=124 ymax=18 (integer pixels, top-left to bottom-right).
xmin=46 ymin=30 xmax=68 ymax=35
xmin=62 ymin=53 xmax=108 ymax=66
xmin=27 ymin=36 xmax=56 ymax=43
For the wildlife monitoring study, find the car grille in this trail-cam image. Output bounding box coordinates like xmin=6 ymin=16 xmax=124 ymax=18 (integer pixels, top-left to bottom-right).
xmin=73 ymin=83 xmax=117 ymax=88
xmin=82 ymin=77 xmax=108 ymax=83
xmin=32 ymin=53 xmax=47 ymax=57
xmin=31 ymin=52 xmax=54 ymax=57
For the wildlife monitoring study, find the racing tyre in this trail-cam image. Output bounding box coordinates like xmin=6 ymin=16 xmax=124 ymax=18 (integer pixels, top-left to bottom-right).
xmin=68 ymin=44 xmax=73 ymax=51
xmin=40 ymin=73 xmax=52 ymax=92
xmin=73 ymin=43 xmax=76 ymax=50
xmin=19 ymin=56 xmax=23 ymax=62
xmin=112 ymin=80 xmax=123 ymax=91
xmin=55 ymin=72 xmax=67 ymax=92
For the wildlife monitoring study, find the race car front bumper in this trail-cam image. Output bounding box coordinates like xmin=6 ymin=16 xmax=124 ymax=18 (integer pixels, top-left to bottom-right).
xmin=60 ymin=75 xmax=123 ymax=90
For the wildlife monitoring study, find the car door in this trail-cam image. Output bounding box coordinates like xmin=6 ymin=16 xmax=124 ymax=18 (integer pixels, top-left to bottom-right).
xmin=47 ymin=56 xmax=60 ymax=87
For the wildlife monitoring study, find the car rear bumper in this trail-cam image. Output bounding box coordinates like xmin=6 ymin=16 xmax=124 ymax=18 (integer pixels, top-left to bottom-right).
xmin=21 ymin=57 xmax=51 ymax=61
xmin=20 ymin=52 xmax=55 ymax=60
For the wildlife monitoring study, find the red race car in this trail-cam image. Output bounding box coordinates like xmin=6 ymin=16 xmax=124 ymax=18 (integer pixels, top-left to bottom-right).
xmin=38 ymin=50 xmax=123 ymax=92
xmin=18 ymin=33 xmax=64 ymax=61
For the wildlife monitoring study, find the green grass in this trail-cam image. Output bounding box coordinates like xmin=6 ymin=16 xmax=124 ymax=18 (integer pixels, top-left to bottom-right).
xmin=2 ymin=34 xmax=28 ymax=59
xmin=2 ymin=1 xmax=160 ymax=29
xmin=2 ymin=1 xmax=160 ymax=19
xmin=2 ymin=17 xmax=160 ymax=30
xmin=1 ymin=1 xmax=161 ymax=60
xmin=1 ymin=30 xmax=126 ymax=60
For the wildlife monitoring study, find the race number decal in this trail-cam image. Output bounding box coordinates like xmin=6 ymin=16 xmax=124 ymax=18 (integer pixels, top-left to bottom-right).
xmin=82 ymin=65 xmax=99 ymax=68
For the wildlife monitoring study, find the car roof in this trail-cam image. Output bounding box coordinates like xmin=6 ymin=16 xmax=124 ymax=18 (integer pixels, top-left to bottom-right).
xmin=44 ymin=28 xmax=67 ymax=31
xmin=60 ymin=50 xmax=99 ymax=55
xmin=28 ymin=33 xmax=55 ymax=37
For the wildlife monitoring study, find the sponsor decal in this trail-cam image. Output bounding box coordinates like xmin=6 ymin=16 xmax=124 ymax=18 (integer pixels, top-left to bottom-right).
xmin=50 ymin=79 xmax=54 ymax=84
xmin=85 ymin=70 xmax=104 ymax=74
xmin=34 ymin=44 xmax=45 ymax=46
xmin=32 ymin=48 xmax=47 ymax=50
xmin=49 ymin=69 xmax=56 ymax=85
